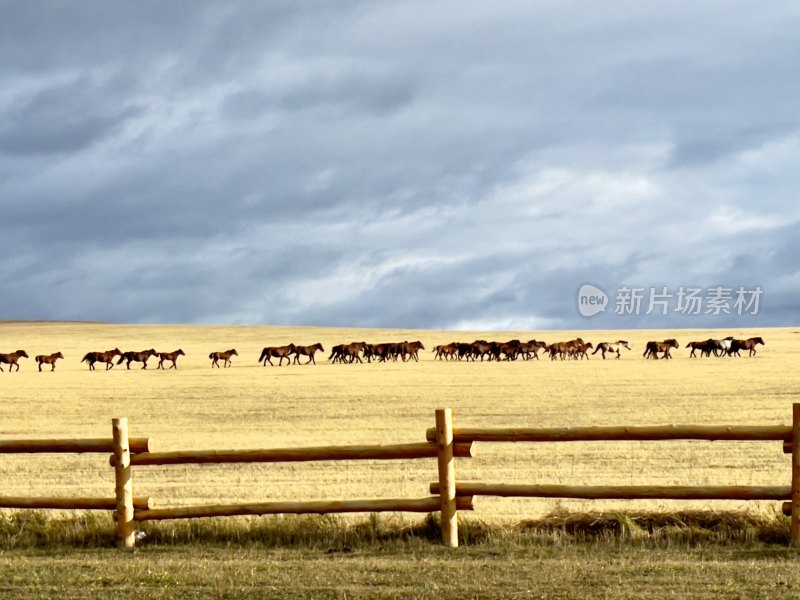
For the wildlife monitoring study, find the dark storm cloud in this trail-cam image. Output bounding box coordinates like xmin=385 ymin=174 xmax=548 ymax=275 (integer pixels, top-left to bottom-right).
xmin=0 ymin=77 xmax=143 ymax=155
xmin=1 ymin=1 xmax=798 ymax=329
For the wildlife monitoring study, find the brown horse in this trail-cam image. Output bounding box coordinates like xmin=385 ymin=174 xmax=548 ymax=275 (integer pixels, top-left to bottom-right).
xmin=118 ymin=349 xmax=158 ymax=370
xmin=643 ymin=339 xmax=679 ymax=359
xmin=35 ymin=352 xmax=64 ymax=371
xmin=401 ymin=340 xmax=425 ymax=362
xmin=520 ymin=340 xmax=547 ymax=360
xmin=259 ymin=344 xmax=297 ymax=366
xmin=547 ymin=338 xmax=584 ymax=361
xmin=433 ymin=342 xmax=458 ymax=360
xmin=0 ymin=350 xmax=28 ymax=372
xmin=573 ymin=341 xmax=594 ymax=360
xmin=210 ymin=349 xmax=237 ymax=368
xmin=729 ymin=336 xmax=765 ymax=357
xmin=292 ymin=343 xmax=324 ymax=365
xmin=334 ymin=342 xmax=366 ymax=364
xmin=82 ymin=348 xmax=122 ymax=371
xmin=157 ymin=349 xmax=185 ymax=369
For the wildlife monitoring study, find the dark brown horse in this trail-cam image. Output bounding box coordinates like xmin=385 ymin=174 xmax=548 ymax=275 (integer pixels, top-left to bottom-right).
xmin=35 ymin=352 xmax=64 ymax=371
xmin=210 ymin=349 xmax=237 ymax=368
xmin=82 ymin=348 xmax=122 ymax=371
xmin=259 ymin=344 xmax=297 ymax=366
xmin=0 ymin=350 xmax=28 ymax=372
xmin=686 ymin=339 xmax=720 ymax=358
xmin=333 ymin=342 xmax=366 ymax=364
xmin=643 ymin=339 xmax=679 ymax=359
xmin=118 ymin=349 xmax=158 ymax=370
xmin=157 ymin=349 xmax=185 ymax=369
xmin=292 ymin=343 xmax=324 ymax=365
xmin=729 ymin=336 xmax=765 ymax=357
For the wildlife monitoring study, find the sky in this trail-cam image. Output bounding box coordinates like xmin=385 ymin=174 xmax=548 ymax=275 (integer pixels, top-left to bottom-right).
xmin=1 ymin=1 xmax=798 ymax=330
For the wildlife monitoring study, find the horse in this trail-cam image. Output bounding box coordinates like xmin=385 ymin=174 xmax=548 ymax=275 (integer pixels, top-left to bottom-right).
xmin=0 ymin=350 xmax=29 ymax=372
xmin=433 ymin=344 xmax=454 ymax=360
xmin=401 ymin=340 xmax=425 ymax=362
xmin=573 ymin=341 xmax=594 ymax=360
xmin=686 ymin=339 xmax=720 ymax=358
xmin=339 ymin=342 xmax=367 ymax=364
xmin=592 ymin=341 xmax=630 ymax=359
xmin=498 ymin=340 xmax=523 ymax=361
xmin=643 ymin=339 xmax=679 ymax=359
xmin=259 ymin=344 xmax=296 ymax=366
xmin=157 ymin=349 xmax=185 ymax=369
xmin=81 ymin=348 xmax=122 ymax=371
xmin=717 ymin=336 xmax=735 ymax=357
xmin=292 ymin=343 xmax=324 ymax=365
xmin=118 ymin=349 xmax=158 ymax=370
xmin=547 ymin=338 xmax=584 ymax=361
xmin=210 ymin=349 xmax=237 ymax=368
xmin=470 ymin=340 xmax=496 ymax=361
xmin=729 ymin=336 xmax=765 ymax=357
xmin=520 ymin=340 xmax=547 ymax=360
xmin=35 ymin=352 xmax=64 ymax=371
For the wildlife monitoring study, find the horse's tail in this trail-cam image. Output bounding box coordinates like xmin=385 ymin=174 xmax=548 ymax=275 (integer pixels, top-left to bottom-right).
xmin=208 ymin=352 xmax=214 ymax=359
xmin=591 ymin=345 xmax=601 ymax=354
xmin=81 ymin=353 xmax=91 ymax=363
xmin=258 ymin=348 xmax=267 ymax=362
xmin=117 ymin=354 xmax=126 ymax=364
xmin=35 ymin=355 xmax=43 ymax=364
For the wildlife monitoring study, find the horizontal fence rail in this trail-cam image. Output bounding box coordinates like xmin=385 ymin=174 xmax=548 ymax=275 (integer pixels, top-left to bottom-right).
xmin=125 ymin=441 xmax=474 ymax=466
xmin=0 ymin=437 xmax=151 ymax=454
xmin=0 ymin=496 xmax=152 ymax=510
xmin=426 ymin=425 xmax=793 ymax=443
xmin=135 ymin=496 xmax=475 ymax=522
xmin=430 ymin=483 xmax=792 ymax=501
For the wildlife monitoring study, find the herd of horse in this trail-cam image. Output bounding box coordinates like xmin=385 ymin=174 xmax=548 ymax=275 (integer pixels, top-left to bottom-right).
xmin=0 ymin=335 xmax=766 ymax=371
xmin=433 ymin=338 xmax=630 ymax=361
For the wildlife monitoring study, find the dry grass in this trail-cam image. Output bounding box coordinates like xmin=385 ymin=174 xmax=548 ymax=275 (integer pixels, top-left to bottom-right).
xmin=0 ymin=321 xmax=798 ymax=522
xmin=2 ymin=511 xmax=800 ymax=599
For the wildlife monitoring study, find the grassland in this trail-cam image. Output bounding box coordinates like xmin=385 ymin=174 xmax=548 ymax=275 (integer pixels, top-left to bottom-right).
xmin=1 ymin=321 xmax=799 ymax=598
xmin=1 ymin=322 xmax=797 ymax=516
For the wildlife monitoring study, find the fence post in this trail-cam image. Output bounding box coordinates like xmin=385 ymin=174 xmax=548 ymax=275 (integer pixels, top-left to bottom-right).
xmin=112 ymin=417 xmax=135 ymax=550
xmin=435 ymin=408 xmax=458 ymax=548
xmin=792 ymin=404 xmax=800 ymax=546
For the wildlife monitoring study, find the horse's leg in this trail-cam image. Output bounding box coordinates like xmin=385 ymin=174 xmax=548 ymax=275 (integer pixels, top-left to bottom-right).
xmin=39 ymin=362 xmax=43 ymax=372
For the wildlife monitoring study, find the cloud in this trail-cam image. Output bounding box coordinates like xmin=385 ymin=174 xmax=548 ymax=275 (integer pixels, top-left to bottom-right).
xmin=0 ymin=1 xmax=798 ymax=329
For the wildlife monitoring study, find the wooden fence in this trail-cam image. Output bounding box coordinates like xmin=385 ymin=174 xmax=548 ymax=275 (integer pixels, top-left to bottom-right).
xmin=2 ymin=405 xmax=800 ymax=549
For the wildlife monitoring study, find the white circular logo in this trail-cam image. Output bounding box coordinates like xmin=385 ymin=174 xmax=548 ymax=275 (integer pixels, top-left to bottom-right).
xmin=577 ymin=284 xmax=608 ymax=317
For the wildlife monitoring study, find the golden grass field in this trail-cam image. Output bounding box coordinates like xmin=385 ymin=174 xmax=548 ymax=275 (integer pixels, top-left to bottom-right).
xmin=1 ymin=321 xmax=798 ymax=521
